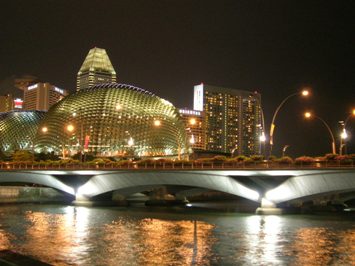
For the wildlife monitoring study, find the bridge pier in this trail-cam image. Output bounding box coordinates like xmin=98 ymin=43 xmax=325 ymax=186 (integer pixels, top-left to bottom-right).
xmin=112 ymin=191 xmax=129 ymax=206
xmin=72 ymin=193 xmax=94 ymax=206
xmin=255 ymin=197 xmax=283 ymax=215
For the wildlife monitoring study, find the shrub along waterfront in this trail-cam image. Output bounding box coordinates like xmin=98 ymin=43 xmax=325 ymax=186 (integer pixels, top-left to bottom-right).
xmin=1 ymin=151 xmax=355 ymax=169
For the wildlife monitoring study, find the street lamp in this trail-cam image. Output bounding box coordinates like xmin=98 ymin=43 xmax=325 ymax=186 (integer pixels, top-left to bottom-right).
xmin=64 ymin=124 xmax=75 ymax=158
xmin=269 ymin=88 xmax=310 ymax=156
xmin=339 ymin=108 xmax=355 ymax=155
xmin=304 ymin=112 xmax=336 ymax=154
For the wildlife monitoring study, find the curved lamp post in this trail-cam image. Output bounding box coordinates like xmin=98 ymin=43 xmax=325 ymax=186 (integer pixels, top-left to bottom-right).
xmin=304 ymin=112 xmax=336 ymax=154
xmin=339 ymin=108 xmax=355 ymax=155
xmin=269 ymin=89 xmax=310 ymax=156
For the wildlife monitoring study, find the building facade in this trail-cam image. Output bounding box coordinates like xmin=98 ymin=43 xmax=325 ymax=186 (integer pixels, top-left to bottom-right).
xmin=178 ymin=108 xmax=206 ymax=150
xmin=77 ymin=47 xmax=117 ymax=91
xmin=23 ymin=83 xmax=68 ymax=111
xmin=193 ymin=83 xmax=262 ymax=156
xmin=0 ymin=94 xmax=13 ymax=112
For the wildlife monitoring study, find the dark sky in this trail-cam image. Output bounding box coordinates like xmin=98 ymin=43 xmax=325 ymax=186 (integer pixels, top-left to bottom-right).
xmin=0 ymin=0 xmax=354 ymax=157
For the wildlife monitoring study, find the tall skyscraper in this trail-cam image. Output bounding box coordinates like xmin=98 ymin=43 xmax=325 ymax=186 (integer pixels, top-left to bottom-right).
xmin=23 ymin=82 xmax=68 ymax=111
xmin=179 ymin=108 xmax=206 ymax=150
xmin=77 ymin=47 xmax=117 ymax=91
xmin=0 ymin=94 xmax=13 ymax=112
xmin=193 ymin=83 xmax=262 ymax=156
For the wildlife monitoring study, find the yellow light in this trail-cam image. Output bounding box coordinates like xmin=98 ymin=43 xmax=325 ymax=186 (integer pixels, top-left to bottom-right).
xmin=352 ymin=109 xmax=355 ymax=116
xmin=189 ymin=118 xmax=196 ymax=125
xmin=116 ymin=103 xmax=122 ymax=110
xmin=67 ymin=124 xmax=75 ymax=132
xmin=341 ymin=129 xmax=348 ymax=140
xmin=41 ymin=126 xmax=48 ymax=133
xmin=154 ymin=120 xmax=161 ymax=127
xmin=304 ymin=112 xmax=312 ymax=118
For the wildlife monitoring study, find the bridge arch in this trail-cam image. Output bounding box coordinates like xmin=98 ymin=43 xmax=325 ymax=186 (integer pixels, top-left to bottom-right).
xmin=0 ymin=171 xmax=75 ymax=195
xmin=77 ymin=171 xmax=260 ymax=202
xmin=265 ymin=171 xmax=355 ymax=204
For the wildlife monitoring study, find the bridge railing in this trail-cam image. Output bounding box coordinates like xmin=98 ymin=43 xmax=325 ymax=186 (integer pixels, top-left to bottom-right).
xmin=0 ymin=160 xmax=354 ymax=170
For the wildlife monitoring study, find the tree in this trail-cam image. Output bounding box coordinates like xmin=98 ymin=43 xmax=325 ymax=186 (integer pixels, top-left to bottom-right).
xmin=12 ymin=150 xmax=34 ymax=162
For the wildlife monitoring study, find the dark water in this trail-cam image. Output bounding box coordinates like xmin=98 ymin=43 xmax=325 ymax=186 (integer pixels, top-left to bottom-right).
xmin=0 ymin=204 xmax=354 ymax=265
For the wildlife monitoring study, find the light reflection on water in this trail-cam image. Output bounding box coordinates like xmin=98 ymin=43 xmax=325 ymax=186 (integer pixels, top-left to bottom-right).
xmin=0 ymin=205 xmax=354 ymax=265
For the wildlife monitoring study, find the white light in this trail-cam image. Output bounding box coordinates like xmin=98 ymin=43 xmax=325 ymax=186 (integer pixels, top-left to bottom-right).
xmin=259 ymin=132 xmax=266 ymax=142
xmin=28 ymin=84 xmax=38 ymax=90
xmin=128 ymin=137 xmax=134 ymax=147
xmin=54 ymin=87 xmax=64 ymax=94
xmin=341 ymin=129 xmax=348 ymax=139
xmin=189 ymin=135 xmax=195 ymax=144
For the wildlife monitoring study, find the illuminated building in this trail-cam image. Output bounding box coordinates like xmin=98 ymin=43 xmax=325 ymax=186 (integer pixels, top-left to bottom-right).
xmin=0 ymin=111 xmax=45 ymax=154
xmin=77 ymin=47 xmax=117 ymax=91
xmin=35 ymin=83 xmax=189 ymax=157
xmin=178 ymin=108 xmax=206 ymax=150
xmin=0 ymin=94 xmax=13 ymax=112
xmin=193 ymin=83 xmax=262 ymax=155
xmin=23 ymin=82 xmax=68 ymax=111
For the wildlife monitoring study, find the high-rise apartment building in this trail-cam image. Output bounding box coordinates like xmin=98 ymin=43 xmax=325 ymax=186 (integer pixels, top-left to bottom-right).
xmin=77 ymin=47 xmax=117 ymax=91
xmin=193 ymin=83 xmax=262 ymax=155
xmin=0 ymin=94 xmax=13 ymax=112
xmin=23 ymin=82 xmax=68 ymax=111
xmin=178 ymin=108 xmax=206 ymax=150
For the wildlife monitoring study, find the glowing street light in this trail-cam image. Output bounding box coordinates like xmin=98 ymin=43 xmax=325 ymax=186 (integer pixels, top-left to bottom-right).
xmin=66 ymin=124 xmax=75 ymax=133
xmin=269 ymin=88 xmax=310 ymax=156
xmin=339 ymin=108 xmax=355 ymax=155
xmin=304 ymin=111 xmax=336 ymax=154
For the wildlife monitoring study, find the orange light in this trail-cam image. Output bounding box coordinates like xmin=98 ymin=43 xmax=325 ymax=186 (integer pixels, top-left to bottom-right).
xmin=41 ymin=126 xmax=48 ymax=133
xmin=67 ymin=124 xmax=74 ymax=132
xmin=189 ymin=118 xmax=196 ymax=125
xmin=301 ymin=90 xmax=309 ymax=96
xmin=352 ymin=109 xmax=355 ymax=116
xmin=304 ymin=112 xmax=312 ymax=118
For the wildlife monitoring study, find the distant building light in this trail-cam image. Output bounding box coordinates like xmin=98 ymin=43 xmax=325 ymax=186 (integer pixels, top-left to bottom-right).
xmin=54 ymin=87 xmax=64 ymax=95
xmin=179 ymin=109 xmax=201 ymax=116
xmin=28 ymin=84 xmax=38 ymax=90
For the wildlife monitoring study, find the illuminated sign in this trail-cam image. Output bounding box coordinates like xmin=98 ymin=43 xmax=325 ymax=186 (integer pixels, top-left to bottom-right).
xmin=193 ymin=84 xmax=204 ymax=111
xmin=14 ymin=98 xmax=23 ymax=109
xmin=54 ymin=87 xmax=64 ymax=95
xmin=28 ymin=84 xmax=38 ymax=90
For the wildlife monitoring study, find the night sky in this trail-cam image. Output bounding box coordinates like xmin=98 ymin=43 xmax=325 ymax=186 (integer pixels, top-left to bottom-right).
xmin=0 ymin=0 xmax=354 ymax=157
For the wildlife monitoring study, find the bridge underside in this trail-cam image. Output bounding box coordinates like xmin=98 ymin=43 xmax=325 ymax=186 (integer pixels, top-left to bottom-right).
xmin=1 ymin=169 xmax=355 ymax=208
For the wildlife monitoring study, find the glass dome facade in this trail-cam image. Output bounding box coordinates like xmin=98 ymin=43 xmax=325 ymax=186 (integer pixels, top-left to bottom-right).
xmin=35 ymin=83 xmax=189 ymax=157
xmin=0 ymin=111 xmax=45 ymax=154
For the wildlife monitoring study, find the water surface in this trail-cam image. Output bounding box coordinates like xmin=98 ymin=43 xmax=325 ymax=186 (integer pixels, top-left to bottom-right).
xmin=0 ymin=205 xmax=354 ymax=265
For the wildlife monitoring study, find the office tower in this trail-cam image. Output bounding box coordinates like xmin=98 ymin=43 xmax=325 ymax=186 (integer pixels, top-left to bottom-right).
xmin=178 ymin=108 xmax=206 ymax=150
xmin=23 ymin=82 xmax=68 ymax=111
xmin=193 ymin=83 xmax=262 ymax=155
xmin=77 ymin=47 xmax=117 ymax=91
xmin=0 ymin=94 xmax=13 ymax=112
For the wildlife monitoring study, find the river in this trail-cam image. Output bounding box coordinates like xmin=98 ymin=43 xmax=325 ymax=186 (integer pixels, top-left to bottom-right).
xmin=0 ymin=204 xmax=354 ymax=265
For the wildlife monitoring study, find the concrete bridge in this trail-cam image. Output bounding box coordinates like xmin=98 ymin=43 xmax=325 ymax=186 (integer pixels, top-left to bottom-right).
xmin=0 ymin=168 xmax=354 ymax=213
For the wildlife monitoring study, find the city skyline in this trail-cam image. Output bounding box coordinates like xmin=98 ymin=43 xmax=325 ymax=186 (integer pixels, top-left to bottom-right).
xmin=0 ymin=0 xmax=353 ymax=156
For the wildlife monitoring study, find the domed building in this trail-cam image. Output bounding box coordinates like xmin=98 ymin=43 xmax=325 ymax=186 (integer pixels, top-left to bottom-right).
xmin=0 ymin=111 xmax=45 ymax=155
xmin=35 ymin=83 xmax=189 ymax=158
